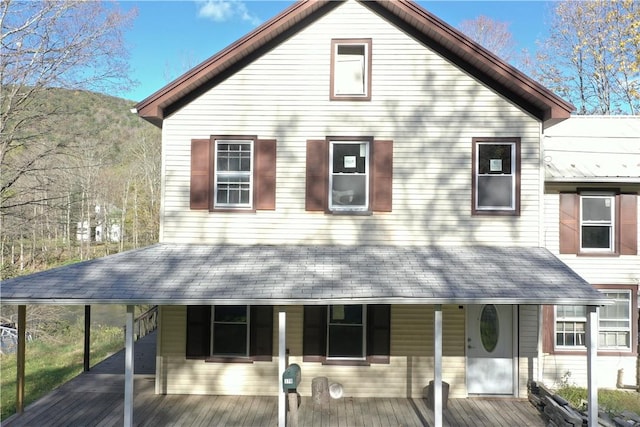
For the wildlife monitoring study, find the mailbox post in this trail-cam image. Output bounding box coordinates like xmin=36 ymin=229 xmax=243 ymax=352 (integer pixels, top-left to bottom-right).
xmin=282 ymin=363 xmax=301 ymax=427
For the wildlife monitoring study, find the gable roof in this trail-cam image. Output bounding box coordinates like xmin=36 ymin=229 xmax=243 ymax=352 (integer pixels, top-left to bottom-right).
xmin=135 ymin=0 xmax=574 ymax=128
xmin=0 ymin=244 xmax=608 ymax=306
xmin=544 ymin=116 xmax=640 ymax=183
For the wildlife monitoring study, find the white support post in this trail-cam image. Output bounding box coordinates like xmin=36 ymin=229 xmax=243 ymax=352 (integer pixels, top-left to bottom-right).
xmin=124 ymin=305 xmax=135 ymax=427
xmin=278 ymin=311 xmax=287 ymax=427
xmin=434 ymin=304 xmax=443 ymax=427
xmin=586 ymin=306 xmax=598 ymax=427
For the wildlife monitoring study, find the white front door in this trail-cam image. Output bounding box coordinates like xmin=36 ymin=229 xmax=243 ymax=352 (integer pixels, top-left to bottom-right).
xmin=466 ymin=304 xmax=514 ymax=395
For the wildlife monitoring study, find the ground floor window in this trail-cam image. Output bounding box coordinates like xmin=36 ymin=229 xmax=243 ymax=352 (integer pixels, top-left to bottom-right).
xmin=303 ymin=304 xmax=390 ymax=364
xmin=554 ymin=289 xmax=632 ymax=351
xmin=186 ymin=305 xmax=273 ymax=360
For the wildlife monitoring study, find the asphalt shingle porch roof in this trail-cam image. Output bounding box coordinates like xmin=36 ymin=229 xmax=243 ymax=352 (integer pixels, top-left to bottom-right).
xmin=0 ymin=244 xmax=606 ymax=306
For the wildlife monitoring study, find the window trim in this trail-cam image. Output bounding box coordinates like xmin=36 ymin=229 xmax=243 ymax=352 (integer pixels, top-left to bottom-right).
xmin=327 ymin=304 xmax=367 ymax=360
xmin=471 ymin=137 xmax=521 ymax=216
xmin=213 ymin=139 xmax=254 ymax=210
xmin=544 ymin=284 xmax=637 ymax=356
xmin=330 ymin=38 xmax=372 ymax=101
xmin=211 ymin=305 xmax=250 ymax=357
xmin=579 ymin=192 xmax=616 ymax=254
xmin=329 ymin=139 xmax=371 ymax=213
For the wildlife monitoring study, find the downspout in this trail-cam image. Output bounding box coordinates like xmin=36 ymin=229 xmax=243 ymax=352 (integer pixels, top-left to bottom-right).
xmin=538 ymin=121 xmax=546 ymax=384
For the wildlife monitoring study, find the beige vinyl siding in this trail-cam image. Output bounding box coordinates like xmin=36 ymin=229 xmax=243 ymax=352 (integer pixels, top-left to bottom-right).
xmin=518 ymin=305 xmax=539 ymax=398
xmin=542 ymin=354 xmax=637 ymax=389
xmin=159 ymin=0 xmax=542 ymax=246
xmin=157 ymin=305 xmax=467 ymax=398
xmin=544 ymin=192 xmax=640 ymax=284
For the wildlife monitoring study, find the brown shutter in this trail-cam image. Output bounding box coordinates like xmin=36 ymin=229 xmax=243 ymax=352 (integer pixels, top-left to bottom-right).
xmin=367 ymin=304 xmax=390 ymax=363
xmin=250 ymin=306 xmax=273 ymax=360
xmin=190 ymin=139 xmax=211 ymax=210
xmin=559 ymin=193 xmax=579 ymax=254
xmin=305 ymin=140 xmax=328 ymax=211
xmin=541 ymin=305 xmax=554 ymax=353
xmin=371 ymin=140 xmax=393 ymax=212
xmin=186 ymin=305 xmax=211 ymax=358
xmin=255 ymin=139 xmax=276 ymax=210
xmin=303 ymin=305 xmax=327 ymax=361
xmin=619 ymin=193 xmax=637 ymax=255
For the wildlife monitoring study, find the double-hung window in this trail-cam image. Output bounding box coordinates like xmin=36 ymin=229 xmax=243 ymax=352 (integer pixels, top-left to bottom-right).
xmin=328 ymin=305 xmax=365 ymax=359
xmin=329 ymin=140 xmax=369 ymax=212
xmin=472 ymin=138 xmax=520 ymax=215
xmin=331 ymin=39 xmax=371 ymax=100
xmin=554 ymin=289 xmax=632 ymax=351
xmin=599 ymin=290 xmax=631 ymax=349
xmin=213 ymin=305 xmax=249 ymax=356
xmin=303 ymin=304 xmax=390 ymax=364
xmin=580 ymin=194 xmax=615 ymax=253
xmin=555 ymin=305 xmax=586 ymax=348
xmin=186 ymin=305 xmax=273 ymax=361
xmin=214 ymin=140 xmax=253 ymax=209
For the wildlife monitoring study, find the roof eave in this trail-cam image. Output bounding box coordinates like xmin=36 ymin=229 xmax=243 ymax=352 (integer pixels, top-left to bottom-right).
xmin=135 ymin=0 xmax=575 ymax=128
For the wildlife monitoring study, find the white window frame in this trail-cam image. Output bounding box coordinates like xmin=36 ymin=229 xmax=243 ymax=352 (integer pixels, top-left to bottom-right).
xmin=329 ymin=140 xmax=370 ymax=212
xmin=554 ymin=305 xmax=587 ymax=350
xmin=580 ymin=193 xmax=615 ymax=253
xmin=214 ymin=139 xmax=253 ymax=209
xmin=554 ymin=289 xmax=632 ymax=352
xmin=327 ymin=304 xmax=366 ymax=360
xmin=211 ymin=305 xmax=250 ymax=357
xmin=599 ymin=290 xmax=632 ymax=351
xmin=474 ymin=141 xmax=517 ymax=211
xmin=331 ymin=39 xmax=371 ymax=99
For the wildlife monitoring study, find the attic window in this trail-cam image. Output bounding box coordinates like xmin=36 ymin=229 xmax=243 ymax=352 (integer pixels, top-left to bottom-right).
xmin=331 ymin=39 xmax=371 ymax=101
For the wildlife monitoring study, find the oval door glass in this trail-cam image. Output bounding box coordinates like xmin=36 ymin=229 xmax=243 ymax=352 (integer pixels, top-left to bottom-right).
xmin=480 ymin=305 xmax=499 ymax=352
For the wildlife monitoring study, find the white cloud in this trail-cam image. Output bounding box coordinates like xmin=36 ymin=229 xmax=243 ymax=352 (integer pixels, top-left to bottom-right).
xmin=196 ymin=0 xmax=261 ymax=26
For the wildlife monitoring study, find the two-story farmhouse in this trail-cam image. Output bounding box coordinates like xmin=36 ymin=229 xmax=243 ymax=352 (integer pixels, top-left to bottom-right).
xmin=541 ymin=116 xmax=640 ymax=390
xmin=2 ymin=0 xmax=622 ymax=424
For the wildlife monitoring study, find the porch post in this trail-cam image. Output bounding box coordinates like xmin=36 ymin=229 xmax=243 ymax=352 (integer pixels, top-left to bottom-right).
xmin=278 ymin=311 xmax=286 ymax=427
xmin=434 ymin=304 xmax=443 ymax=427
xmin=16 ymin=305 xmax=26 ymax=414
xmin=586 ymin=305 xmax=598 ymax=427
xmin=84 ymin=305 xmax=91 ymax=372
xmin=124 ymin=305 xmax=135 ymax=427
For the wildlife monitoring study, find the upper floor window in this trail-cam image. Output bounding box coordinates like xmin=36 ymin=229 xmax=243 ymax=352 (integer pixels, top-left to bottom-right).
xmin=559 ymin=192 xmax=637 ymax=255
xmin=215 ymin=140 xmax=253 ymax=209
xmin=330 ymin=140 xmax=369 ymax=212
xmin=330 ymin=39 xmax=371 ymax=101
xmin=472 ymin=138 xmax=520 ymax=215
xmin=190 ymin=136 xmax=276 ymax=212
xmin=306 ymin=137 xmax=392 ymax=214
xmin=580 ymin=194 xmax=615 ymax=253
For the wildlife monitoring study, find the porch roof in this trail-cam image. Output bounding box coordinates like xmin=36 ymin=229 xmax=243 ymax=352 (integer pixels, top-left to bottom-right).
xmin=0 ymin=244 xmax=607 ymax=306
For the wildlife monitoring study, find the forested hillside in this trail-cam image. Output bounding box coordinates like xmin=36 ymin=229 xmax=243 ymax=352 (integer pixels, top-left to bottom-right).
xmin=1 ymin=88 xmax=161 ymax=279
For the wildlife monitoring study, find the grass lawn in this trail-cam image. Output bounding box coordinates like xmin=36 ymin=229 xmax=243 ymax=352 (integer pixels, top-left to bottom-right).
xmin=556 ymin=385 xmax=640 ymax=416
xmin=0 ymin=325 xmax=123 ymax=421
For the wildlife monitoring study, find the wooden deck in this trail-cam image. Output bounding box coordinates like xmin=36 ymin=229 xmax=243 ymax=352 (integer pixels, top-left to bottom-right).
xmin=3 ymin=373 xmax=545 ymax=426
xmin=3 ymin=332 xmax=546 ymax=426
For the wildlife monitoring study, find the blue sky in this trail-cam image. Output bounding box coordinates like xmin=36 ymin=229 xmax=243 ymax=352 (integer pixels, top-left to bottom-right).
xmin=117 ymin=1 xmax=556 ymax=102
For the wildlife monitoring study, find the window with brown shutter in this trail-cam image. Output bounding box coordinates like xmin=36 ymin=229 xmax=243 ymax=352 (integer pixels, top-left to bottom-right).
xmin=305 ymin=138 xmax=392 ymax=213
xmin=303 ymin=304 xmax=390 ymax=364
xmin=190 ymin=136 xmax=276 ymax=212
xmin=186 ymin=305 xmax=273 ymax=362
xmin=558 ymin=192 xmax=637 ymax=255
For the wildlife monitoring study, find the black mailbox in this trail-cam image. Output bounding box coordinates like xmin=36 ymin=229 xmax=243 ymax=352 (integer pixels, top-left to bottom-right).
xmin=282 ymin=363 xmax=301 ymax=391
